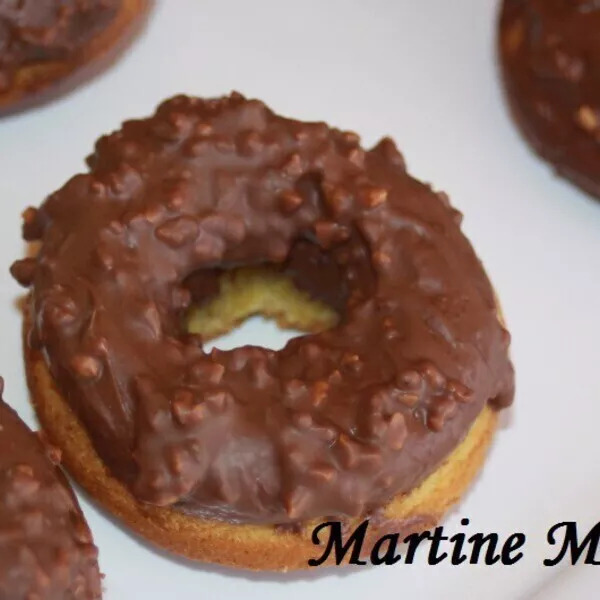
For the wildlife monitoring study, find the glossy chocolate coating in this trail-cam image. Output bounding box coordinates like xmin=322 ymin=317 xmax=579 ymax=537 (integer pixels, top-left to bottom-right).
xmin=0 ymin=0 xmax=119 ymax=94
xmin=12 ymin=93 xmax=514 ymax=525
xmin=0 ymin=381 xmax=101 ymax=599
xmin=499 ymin=0 xmax=600 ymax=199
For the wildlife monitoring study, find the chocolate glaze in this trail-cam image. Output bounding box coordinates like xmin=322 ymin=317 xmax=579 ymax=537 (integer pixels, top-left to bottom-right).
xmin=499 ymin=0 xmax=600 ymax=199
xmin=12 ymin=93 xmax=514 ymax=525
xmin=0 ymin=380 xmax=101 ymax=599
xmin=0 ymin=0 xmax=120 ymax=94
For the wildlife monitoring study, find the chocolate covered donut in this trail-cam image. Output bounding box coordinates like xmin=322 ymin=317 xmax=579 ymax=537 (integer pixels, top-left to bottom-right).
xmin=12 ymin=93 xmax=514 ymax=569
xmin=0 ymin=0 xmax=149 ymax=115
xmin=499 ymin=0 xmax=600 ymax=199
xmin=0 ymin=380 xmax=101 ymax=599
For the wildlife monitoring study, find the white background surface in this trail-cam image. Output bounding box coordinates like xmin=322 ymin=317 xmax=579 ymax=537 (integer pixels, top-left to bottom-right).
xmin=0 ymin=1 xmax=599 ymax=598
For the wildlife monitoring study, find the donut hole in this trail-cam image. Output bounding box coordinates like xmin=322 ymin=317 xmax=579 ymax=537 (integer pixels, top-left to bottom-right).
xmin=183 ymin=235 xmax=347 ymax=352
xmin=185 ymin=266 xmax=338 ymax=351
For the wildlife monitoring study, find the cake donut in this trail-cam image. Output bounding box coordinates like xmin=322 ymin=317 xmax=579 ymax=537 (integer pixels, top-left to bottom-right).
xmin=0 ymin=0 xmax=149 ymax=115
xmin=0 ymin=379 xmax=101 ymax=599
xmin=11 ymin=93 xmax=515 ymax=570
xmin=499 ymin=0 xmax=600 ymax=199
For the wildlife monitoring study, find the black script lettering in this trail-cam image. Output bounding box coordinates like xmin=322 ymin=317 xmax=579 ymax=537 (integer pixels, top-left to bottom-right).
xmin=449 ymin=518 xmax=470 ymax=565
xmin=428 ymin=526 xmax=450 ymax=564
xmin=308 ymin=520 xmax=368 ymax=567
xmin=468 ymin=533 xmax=501 ymax=564
xmin=501 ymin=533 xmax=526 ymax=565
xmin=403 ymin=530 xmax=432 ymax=564
xmin=371 ymin=533 xmax=401 ymax=566
xmin=544 ymin=522 xmax=600 ymax=566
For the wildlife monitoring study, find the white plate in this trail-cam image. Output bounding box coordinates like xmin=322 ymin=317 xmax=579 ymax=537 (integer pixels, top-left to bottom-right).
xmin=1 ymin=1 xmax=599 ymax=598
